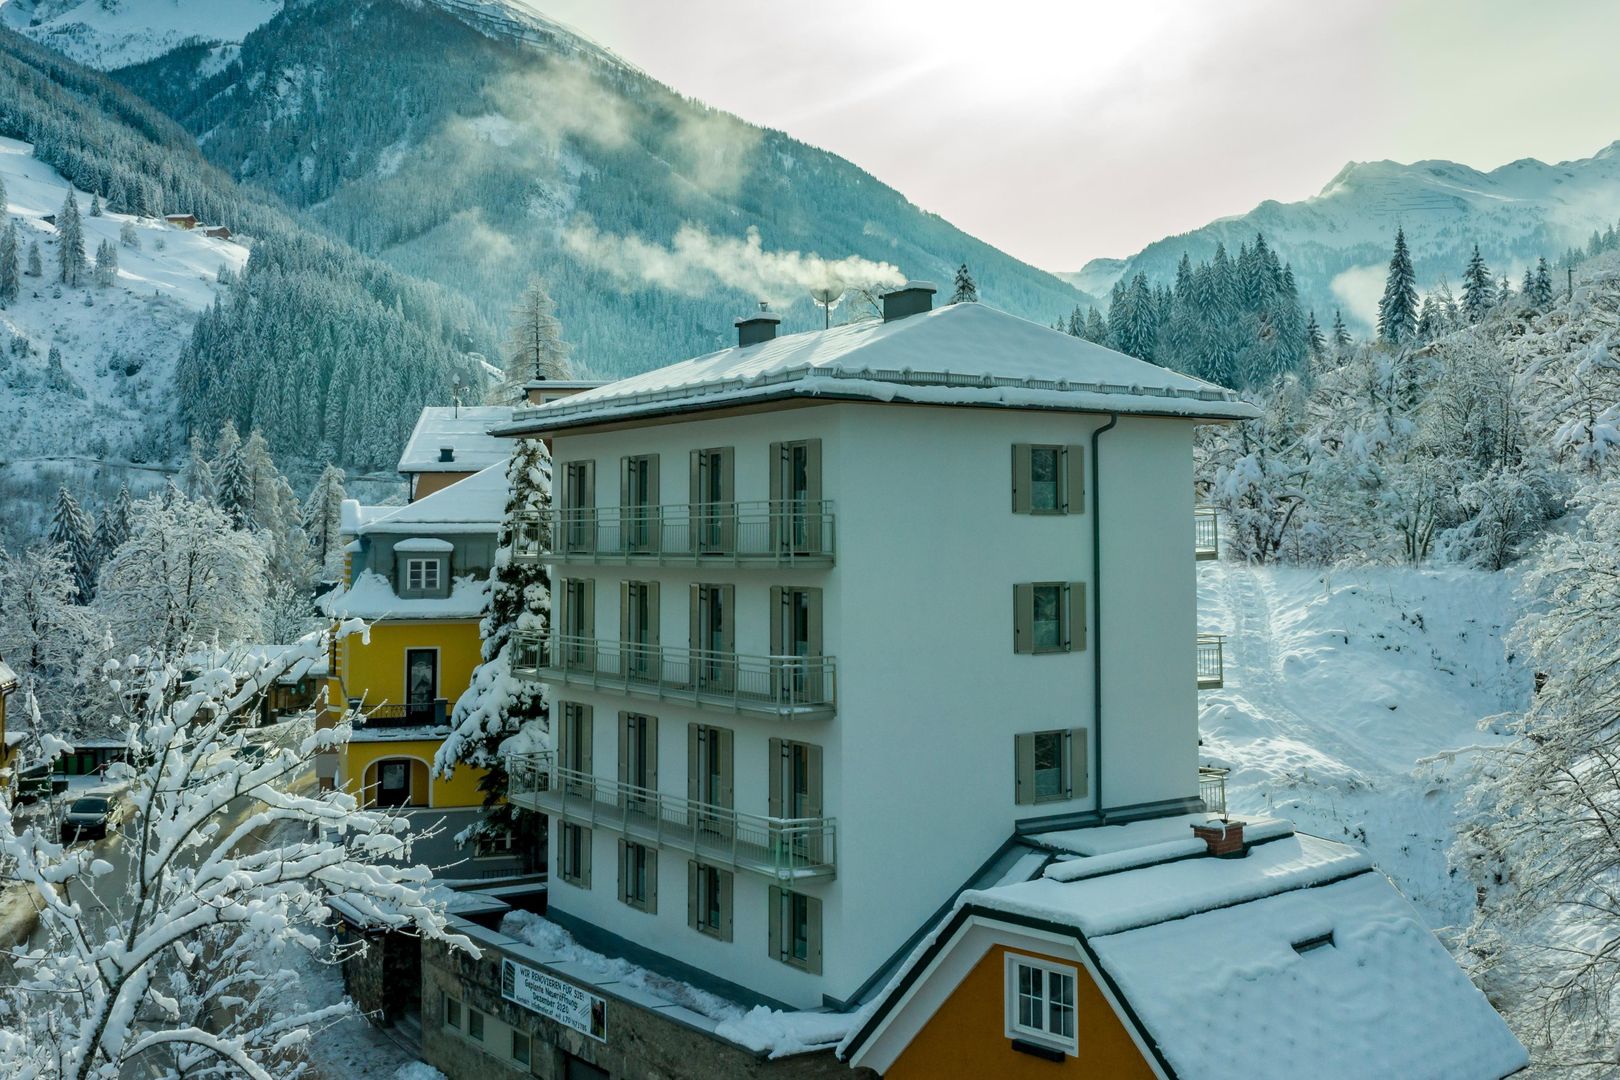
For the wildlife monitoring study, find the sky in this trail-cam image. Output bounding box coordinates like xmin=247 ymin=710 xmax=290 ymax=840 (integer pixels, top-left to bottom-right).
xmin=522 ymin=0 xmax=1620 ymax=272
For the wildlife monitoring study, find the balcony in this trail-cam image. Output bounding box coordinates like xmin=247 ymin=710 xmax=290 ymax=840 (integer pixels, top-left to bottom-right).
xmin=511 ymin=633 xmax=836 ymax=720
xmin=1196 ymin=633 xmax=1225 ymax=690
xmin=352 ymin=698 xmax=449 ymax=729
xmin=507 ymin=752 xmax=837 ymax=881
xmin=1198 ymin=765 xmax=1229 ymax=817
xmin=514 ymin=501 xmax=836 ymax=568
xmin=1195 ymin=506 xmax=1219 ymax=561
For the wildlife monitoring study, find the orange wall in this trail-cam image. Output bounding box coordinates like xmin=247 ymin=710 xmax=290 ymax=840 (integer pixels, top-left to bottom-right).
xmin=885 ymin=944 xmax=1157 ymax=1080
xmin=411 ymin=471 xmax=475 ymax=500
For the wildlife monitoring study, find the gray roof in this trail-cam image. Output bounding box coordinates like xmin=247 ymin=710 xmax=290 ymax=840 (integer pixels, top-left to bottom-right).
xmin=397 ymin=406 xmax=514 ymax=475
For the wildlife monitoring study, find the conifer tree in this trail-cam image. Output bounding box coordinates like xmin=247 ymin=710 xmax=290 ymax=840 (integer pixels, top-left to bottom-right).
xmin=949 ymin=262 xmax=979 ymax=304
xmin=119 ymin=221 xmax=139 ymax=249
xmin=1461 ymin=245 xmax=1494 ymax=323
xmin=96 ymin=483 xmax=134 ymax=565
xmin=1305 ymin=311 xmax=1326 ymax=358
xmin=89 ymin=193 xmax=102 ymax=217
xmin=302 ymin=464 xmax=348 ymax=577
xmin=49 ymin=486 xmax=98 ymax=603
xmin=1498 ymin=275 xmax=1513 ymax=308
xmin=498 ymin=274 xmax=569 ymax=403
xmin=1332 ymin=310 xmax=1352 ymax=351
xmin=1065 ymin=305 xmax=1083 ymax=337
xmin=0 ymin=174 xmax=6 ymax=212
xmin=215 ymin=431 xmax=253 ymax=529
xmin=26 ymin=239 xmax=42 ymax=278
xmin=0 ymin=219 xmax=18 ymax=306
xmin=57 ymin=190 xmax=86 ymax=287
xmin=1083 ymin=306 xmax=1107 ymax=344
xmin=1377 ymin=227 xmax=1418 ymax=346
xmin=182 ymin=432 xmax=217 ymax=503
xmin=93 ymin=238 xmax=117 ymax=287
xmin=1521 ymin=267 xmax=1535 ymax=303
xmin=1531 ymin=257 xmax=1554 ymax=308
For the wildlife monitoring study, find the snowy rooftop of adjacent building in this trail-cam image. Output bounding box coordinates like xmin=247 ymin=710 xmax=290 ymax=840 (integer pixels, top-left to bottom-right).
xmin=318 ymin=571 xmax=490 ymax=621
xmin=497 ymin=302 xmax=1259 ymax=435
xmin=845 ymin=817 xmax=1527 ymax=1079
xmin=342 ymin=460 xmax=508 ymax=537
xmin=396 ymin=406 xmax=514 ymax=475
xmin=0 ymin=658 xmax=16 ymax=693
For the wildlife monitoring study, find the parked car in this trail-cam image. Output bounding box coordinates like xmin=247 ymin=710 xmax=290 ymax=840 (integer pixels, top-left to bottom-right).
xmin=236 ymin=742 xmax=269 ymax=765
xmin=60 ymin=796 xmax=124 ymax=842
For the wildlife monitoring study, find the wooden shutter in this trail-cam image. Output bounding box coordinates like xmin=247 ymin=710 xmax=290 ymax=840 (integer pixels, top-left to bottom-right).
xmin=768 ymin=885 xmax=783 ymax=961
xmin=619 ymin=456 xmax=631 ymax=509
xmin=806 ymin=588 xmax=823 ymax=658
xmin=581 ymin=579 xmax=595 ymax=638
xmin=1011 ymin=443 xmax=1032 ymax=513
xmin=1014 ymin=732 xmax=1036 ymax=805
xmin=1013 ymin=584 xmax=1035 ymax=654
xmin=645 ymin=847 xmax=658 ymax=913
xmin=768 ymin=737 xmax=784 ymax=818
xmin=577 ymin=704 xmax=593 ymax=773
xmin=647 ymin=582 xmax=661 ymax=648
xmin=717 ymin=727 xmax=734 ymax=809
xmin=687 ymin=861 xmax=700 ymax=930
xmin=804 ymin=743 xmax=823 ymax=819
xmin=770 ymin=586 xmax=785 ymax=656
xmin=804 ymin=894 xmax=823 ymax=975
xmin=769 ymin=442 xmax=785 ymax=504
xmin=618 ymin=712 xmax=631 ymax=787
xmin=1064 ymin=444 xmax=1086 ymax=513
xmin=579 ymin=825 xmax=592 ymax=887
xmin=1067 ymin=582 xmax=1087 ymax=652
xmin=687 ymin=723 xmax=703 ymax=803
xmin=619 ymin=581 xmax=630 ymax=648
xmin=689 ymin=583 xmax=701 ymax=661
xmin=718 ymin=868 xmax=734 ymax=942
xmin=645 ymin=715 xmax=658 ymax=792
xmin=1071 ymin=726 xmax=1090 ymax=798
xmin=555 ymin=577 xmax=569 ymax=640
xmin=689 ymin=449 xmax=703 ymax=507
xmin=804 ymin=439 xmax=823 ymax=502
xmin=617 ymin=838 xmax=628 ymax=904
xmin=719 ymin=585 xmax=735 ymax=654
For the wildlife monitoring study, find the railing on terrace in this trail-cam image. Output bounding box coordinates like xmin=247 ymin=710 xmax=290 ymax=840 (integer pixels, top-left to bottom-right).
xmin=1198 ymin=766 xmax=1229 ymax=818
xmin=514 ymin=501 xmax=835 ymax=567
xmin=510 ymin=633 xmax=836 ymax=719
xmin=355 ymin=698 xmax=448 ymax=728
xmin=1194 ymin=506 xmax=1219 ymax=561
xmin=1196 ymin=634 xmax=1225 ymax=690
xmin=507 ymin=752 xmax=836 ymax=881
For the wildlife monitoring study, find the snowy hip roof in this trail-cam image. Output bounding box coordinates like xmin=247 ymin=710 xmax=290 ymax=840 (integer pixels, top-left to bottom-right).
xmin=396 ymin=406 xmax=516 ymax=475
xmin=494 ymin=302 xmax=1260 ymax=435
xmin=349 ymin=459 xmax=509 ymax=536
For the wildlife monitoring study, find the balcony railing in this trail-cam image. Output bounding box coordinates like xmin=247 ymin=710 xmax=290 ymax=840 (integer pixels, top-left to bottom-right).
xmin=507 ymin=752 xmax=836 ymax=881
xmin=511 ymin=633 xmax=836 ymax=719
xmin=353 ymin=698 xmax=448 ymax=729
xmin=1198 ymin=765 xmax=1229 ymax=817
xmin=1195 ymin=506 xmax=1219 ymax=561
xmin=514 ymin=501 xmax=836 ymax=567
xmin=1196 ymin=633 xmax=1225 ymax=689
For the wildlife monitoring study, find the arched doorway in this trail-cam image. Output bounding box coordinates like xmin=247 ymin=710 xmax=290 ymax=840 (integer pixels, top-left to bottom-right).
xmin=364 ymin=757 xmax=429 ymax=808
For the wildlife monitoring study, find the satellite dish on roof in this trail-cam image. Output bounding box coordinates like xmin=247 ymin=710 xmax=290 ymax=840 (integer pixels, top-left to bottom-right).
xmin=810 ymin=286 xmax=843 ymax=330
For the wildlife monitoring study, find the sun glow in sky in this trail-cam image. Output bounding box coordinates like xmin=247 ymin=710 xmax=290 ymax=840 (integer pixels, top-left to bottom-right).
xmin=529 ymin=0 xmax=1620 ymax=271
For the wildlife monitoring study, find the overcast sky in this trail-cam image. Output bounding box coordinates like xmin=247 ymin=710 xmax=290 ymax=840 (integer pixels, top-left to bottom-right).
xmin=523 ymin=0 xmax=1620 ymax=272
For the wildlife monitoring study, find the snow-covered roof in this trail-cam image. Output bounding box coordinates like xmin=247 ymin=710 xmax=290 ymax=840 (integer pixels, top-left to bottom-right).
xmin=393 ymin=537 xmax=456 ymax=553
xmin=318 ymin=571 xmax=490 ymax=621
xmin=0 ymin=659 xmax=17 ymax=694
xmin=844 ymin=818 xmax=1526 ymax=1079
xmin=523 ymin=379 xmax=611 ymax=391
xmin=497 ymin=303 xmax=1258 ymax=436
xmin=353 ymin=460 xmax=508 ymax=536
xmin=397 ymin=406 xmax=515 ymax=475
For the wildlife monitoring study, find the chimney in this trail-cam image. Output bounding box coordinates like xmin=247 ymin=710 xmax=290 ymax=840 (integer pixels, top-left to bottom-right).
xmin=438 ymin=446 xmax=455 ymax=463
xmin=735 ymin=301 xmax=781 ymax=348
xmin=881 ymin=280 xmax=937 ymax=322
xmin=1191 ymin=818 xmax=1246 ymax=858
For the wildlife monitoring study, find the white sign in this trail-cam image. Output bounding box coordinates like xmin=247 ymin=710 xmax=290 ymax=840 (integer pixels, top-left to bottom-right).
xmin=501 ymin=957 xmax=608 ymax=1042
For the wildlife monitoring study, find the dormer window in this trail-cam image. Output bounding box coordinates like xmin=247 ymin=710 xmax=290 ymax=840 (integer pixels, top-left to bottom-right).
xmin=394 ymin=537 xmax=453 ymax=597
xmin=405 ymin=558 xmax=442 ymax=592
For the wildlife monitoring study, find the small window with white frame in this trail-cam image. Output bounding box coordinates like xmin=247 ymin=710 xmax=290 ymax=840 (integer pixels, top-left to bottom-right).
xmin=405 ymin=557 xmax=442 ymax=592
xmin=474 ymin=829 xmax=514 ymax=858
xmin=1005 ymin=953 xmax=1078 ymax=1055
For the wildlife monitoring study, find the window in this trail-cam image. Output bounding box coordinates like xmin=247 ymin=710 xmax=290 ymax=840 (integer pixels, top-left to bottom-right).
xmin=621 ymin=454 xmax=660 ymax=552
xmin=1013 ymin=582 xmax=1086 ymax=654
xmin=561 ymin=460 xmax=596 ymax=553
xmin=404 ymin=557 xmax=442 ymax=591
xmin=1012 ymin=443 xmax=1084 ymax=514
xmin=560 ymin=579 xmax=595 ymax=670
xmin=619 ymin=840 xmax=657 ymax=912
xmin=511 ymin=1029 xmax=532 ymax=1066
xmin=560 ymin=702 xmax=593 ymax=775
xmin=559 ymin=822 xmax=591 ymax=887
xmin=443 ymin=993 xmax=462 ymax=1030
xmin=475 ymin=830 xmax=514 ymax=858
xmin=688 ymin=861 xmax=733 ymax=941
xmin=1015 ymin=729 xmax=1088 ymax=805
xmin=770 ymin=439 xmax=823 ymax=554
xmin=467 ymin=1007 xmax=486 ymax=1042
xmin=1005 ymin=955 xmax=1078 ymax=1055
xmin=768 ymin=887 xmax=822 ymax=973
xmin=690 ymin=447 xmax=735 ymax=553
xmin=690 ymin=585 xmax=735 ymax=690
xmin=620 ymin=580 xmax=660 ymax=678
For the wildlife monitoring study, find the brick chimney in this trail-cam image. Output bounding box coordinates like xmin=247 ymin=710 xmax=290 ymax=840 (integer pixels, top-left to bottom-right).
xmin=735 ymin=301 xmax=781 ymax=347
xmin=881 ymin=280 xmax=937 ymax=322
xmin=1191 ymin=819 xmax=1246 ymax=858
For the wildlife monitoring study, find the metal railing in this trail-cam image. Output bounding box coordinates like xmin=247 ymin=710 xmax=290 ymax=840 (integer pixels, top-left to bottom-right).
xmin=1195 ymin=507 xmax=1219 ymax=561
xmin=514 ymin=500 xmax=836 ymax=567
xmin=510 ymin=633 xmax=836 ymax=719
xmin=1198 ymin=765 xmax=1229 ymax=817
xmin=1196 ymin=633 xmax=1225 ymax=689
xmin=507 ymin=752 xmax=836 ymax=881
xmin=357 ymin=699 xmax=448 ymax=728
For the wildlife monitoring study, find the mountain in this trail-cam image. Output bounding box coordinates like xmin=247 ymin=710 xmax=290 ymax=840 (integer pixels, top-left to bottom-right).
xmin=0 ymin=0 xmax=282 ymax=69
xmin=1070 ymin=144 xmax=1620 ymax=331
xmin=111 ymin=0 xmax=1090 ymax=377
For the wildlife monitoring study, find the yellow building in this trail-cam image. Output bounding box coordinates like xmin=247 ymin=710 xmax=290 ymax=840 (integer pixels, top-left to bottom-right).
xmin=319 ymin=459 xmax=519 ymax=873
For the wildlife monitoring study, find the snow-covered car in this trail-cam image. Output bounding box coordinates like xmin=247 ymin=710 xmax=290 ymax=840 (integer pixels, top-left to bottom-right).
xmin=60 ymin=796 xmax=125 ymax=842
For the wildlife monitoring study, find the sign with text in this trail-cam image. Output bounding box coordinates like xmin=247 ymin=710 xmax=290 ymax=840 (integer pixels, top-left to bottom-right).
xmin=501 ymin=957 xmax=608 ymax=1043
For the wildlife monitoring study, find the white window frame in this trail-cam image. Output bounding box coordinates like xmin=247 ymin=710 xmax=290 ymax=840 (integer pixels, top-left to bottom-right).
xmin=405 ymin=557 xmax=442 ymax=592
xmin=474 ymin=829 xmax=514 ymax=859
xmin=1004 ymin=953 xmax=1079 ymax=1055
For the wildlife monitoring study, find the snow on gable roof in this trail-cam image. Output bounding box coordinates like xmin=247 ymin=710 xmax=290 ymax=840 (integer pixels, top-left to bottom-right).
xmin=397 ymin=406 xmax=515 ymax=475
xmin=0 ymin=659 xmax=17 ymax=693
xmin=358 ymin=459 xmax=508 ymax=536
xmin=497 ymin=302 xmax=1258 ymax=435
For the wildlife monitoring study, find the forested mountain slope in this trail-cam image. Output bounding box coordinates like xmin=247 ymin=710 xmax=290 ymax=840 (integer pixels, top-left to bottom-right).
xmin=1068 ymin=144 xmax=1620 ymax=332
xmin=115 ymin=0 xmax=1090 ymax=377
xmin=0 ymin=0 xmax=282 ymax=70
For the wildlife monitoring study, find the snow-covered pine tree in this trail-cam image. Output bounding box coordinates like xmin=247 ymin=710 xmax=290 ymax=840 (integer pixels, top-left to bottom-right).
xmin=1083 ymin=306 xmax=1107 ymax=344
xmin=950 ymin=262 xmax=979 ymax=304
xmin=0 ymin=219 xmax=18 ymax=306
xmin=95 ymin=483 xmax=133 ymax=566
xmin=1461 ymin=245 xmax=1494 ymax=322
xmin=1520 ymin=266 xmax=1535 ymax=306
xmin=497 ymin=274 xmax=569 ymax=404
xmin=1305 ymin=311 xmax=1326 ymax=358
xmin=0 ymin=174 xmax=6 ymax=211
xmin=1376 ymin=227 xmax=1418 ymax=346
xmin=1416 ymin=291 xmax=1442 ymax=342
xmin=26 ymin=239 xmax=42 ymax=277
xmin=56 ymin=190 xmax=86 ymax=287
xmin=181 ymin=432 xmax=217 ymax=503
xmin=302 ymin=463 xmax=348 ymax=579
xmin=1531 ymin=256 xmax=1555 ymax=308
xmin=88 ymin=193 xmax=101 ymax=217
xmin=48 ymin=486 xmax=98 ymax=603
xmin=0 ymin=544 xmax=89 ymax=724
xmin=435 ymin=440 xmax=551 ymax=870
xmin=119 ymin=220 xmax=138 ymax=249
xmin=1498 ymin=275 xmax=1513 ymax=308
xmin=214 ymin=421 xmax=253 ymax=527
xmin=1066 ymin=306 xmax=1083 ymax=337
xmin=92 ymin=238 xmax=117 ymax=287
xmin=1109 ymin=272 xmax=1158 ymax=362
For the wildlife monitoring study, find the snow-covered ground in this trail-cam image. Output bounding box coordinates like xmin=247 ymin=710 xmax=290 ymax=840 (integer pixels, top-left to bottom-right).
xmin=0 ymin=0 xmax=282 ymax=70
xmin=0 ymin=135 xmax=246 ymax=536
xmin=1198 ymin=562 xmax=1526 ymax=931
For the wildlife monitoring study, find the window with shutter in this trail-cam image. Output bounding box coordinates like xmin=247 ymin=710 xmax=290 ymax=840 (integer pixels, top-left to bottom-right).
xmin=770 ymin=889 xmax=822 ymax=974
xmin=1014 ymin=730 xmax=1086 ymax=804
xmin=1011 ymin=444 xmax=1086 ymax=515
xmin=562 ymin=461 xmax=595 ymax=554
xmin=618 ymin=839 xmax=656 ymax=912
xmin=688 ymin=861 xmax=732 ymax=941
xmin=559 ymin=822 xmax=591 ymax=888
xmin=1015 ymin=583 xmax=1086 ymax=654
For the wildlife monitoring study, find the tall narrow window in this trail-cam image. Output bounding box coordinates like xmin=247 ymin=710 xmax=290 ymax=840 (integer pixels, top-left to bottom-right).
xmin=559 ymin=702 xmax=593 ymax=789
xmin=690 ymin=447 xmax=734 ymax=554
xmin=690 ymin=584 xmax=735 ymax=691
xmin=560 ymin=578 xmax=595 ymax=670
xmin=562 ymin=460 xmax=596 ymax=554
xmin=768 ymin=887 xmax=822 ymax=973
xmin=770 ymin=439 xmax=823 ymax=555
xmin=621 ymin=580 xmax=660 ymax=680
xmin=619 ymin=712 xmax=657 ymax=818
xmin=559 ymin=822 xmax=591 ymax=887
xmin=621 ymin=454 xmax=660 ymax=554
xmin=1005 ymin=955 xmax=1079 ymax=1055
xmin=618 ymin=839 xmax=657 ymax=912
xmin=688 ymin=861 xmax=733 ymax=941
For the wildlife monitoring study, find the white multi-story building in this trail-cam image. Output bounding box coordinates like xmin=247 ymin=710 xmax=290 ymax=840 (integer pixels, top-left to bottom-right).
xmin=497 ymin=283 xmax=1256 ymax=1011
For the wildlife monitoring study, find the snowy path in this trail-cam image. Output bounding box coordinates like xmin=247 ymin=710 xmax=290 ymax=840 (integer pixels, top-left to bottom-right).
xmin=1197 ymin=562 xmax=1524 ymax=930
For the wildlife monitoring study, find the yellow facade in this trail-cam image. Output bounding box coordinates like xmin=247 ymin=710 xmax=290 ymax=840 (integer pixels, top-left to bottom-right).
xmin=885 ymin=944 xmax=1158 ymax=1080
xmin=326 ymin=618 xmax=490 ymax=809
